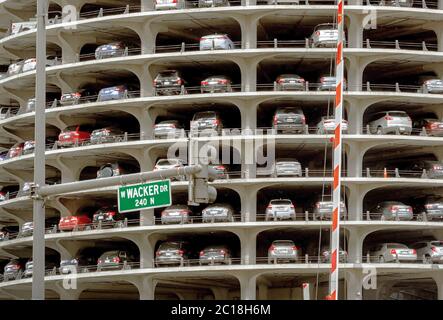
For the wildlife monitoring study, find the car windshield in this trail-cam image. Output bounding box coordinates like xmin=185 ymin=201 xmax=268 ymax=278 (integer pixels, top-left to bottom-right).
xmin=316 ymin=24 xmax=336 ymax=31
xmin=387 ymin=243 xmax=408 ymax=249
xmin=100 ymin=251 xmax=119 ymax=258
xmin=158 ymin=71 xmax=177 ymax=78
xmin=276 ymin=108 xmax=302 ymax=115
xmin=382 ymin=201 xmax=404 ymax=206
xmin=64 ymin=126 xmax=78 ymax=132
xmin=194 ymin=112 xmax=216 ymax=120
xmin=158 ymin=120 xmax=179 ymax=125
xmin=270 ymin=199 xmax=292 ymax=205
xmin=159 ymin=242 xmax=180 ymax=250
xmin=431 ymin=241 xmax=443 ymax=247
xmin=388 ymin=112 xmax=408 ymax=117
xmin=166 ymin=205 xmax=188 ymax=210
xmin=274 ymin=240 xmax=294 ymax=246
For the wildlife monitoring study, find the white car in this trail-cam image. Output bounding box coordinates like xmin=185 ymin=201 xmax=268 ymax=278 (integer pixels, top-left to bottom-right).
xmin=273 ymin=159 xmax=302 ymax=177
xmin=316 ymin=117 xmax=348 ymax=134
xmin=153 ymin=158 xmax=185 ymax=181
xmin=155 ymin=0 xmax=189 ymax=10
xmin=199 ymin=34 xmax=235 ymax=51
xmin=7 ymin=61 xmax=24 ymax=76
xmin=268 ymin=0 xmax=300 ymax=3
xmin=411 ymin=240 xmax=443 ymax=264
xmin=310 ymin=23 xmax=346 ymax=48
xmin=371 ymin=243 xmax=417 ymax=263
xmin=22 ymin=56 xmax=60 ymax=73
xmin=265 ymin=199 xmax=296 ymax=221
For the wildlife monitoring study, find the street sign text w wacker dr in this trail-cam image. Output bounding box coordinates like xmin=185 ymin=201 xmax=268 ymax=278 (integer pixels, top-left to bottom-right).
xmin=118 ymin=179 xmax=171 ymax=213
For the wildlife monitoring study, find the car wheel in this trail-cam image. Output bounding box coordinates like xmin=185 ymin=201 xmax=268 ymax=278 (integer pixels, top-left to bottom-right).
xmin=376 ymin=127 xmax=383 ymax=135
xmin=379 ymin=256 xmax=385 ymax=263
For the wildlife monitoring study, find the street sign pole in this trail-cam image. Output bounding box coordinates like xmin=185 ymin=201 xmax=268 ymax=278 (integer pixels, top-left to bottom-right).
xmin=32 ymin=0 xmax=47 ymax=300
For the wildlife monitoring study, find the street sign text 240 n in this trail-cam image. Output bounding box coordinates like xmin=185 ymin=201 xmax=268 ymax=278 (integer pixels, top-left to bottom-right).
xmin=118 ymin=179 xmax=172 ymax=213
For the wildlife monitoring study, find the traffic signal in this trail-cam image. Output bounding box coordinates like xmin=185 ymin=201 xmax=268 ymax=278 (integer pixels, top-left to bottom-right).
xmin=188 ymin=164 xmax=217 ymax=205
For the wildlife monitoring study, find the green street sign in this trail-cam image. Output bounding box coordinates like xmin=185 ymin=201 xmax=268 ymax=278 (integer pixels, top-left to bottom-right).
xmin=117 ymin=180 xmax=172 ymax=213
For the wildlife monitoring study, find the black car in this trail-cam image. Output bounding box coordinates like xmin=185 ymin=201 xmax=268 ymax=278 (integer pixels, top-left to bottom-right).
xmin=3 ymin=259 xmax=26 ymax=281
xmin=90 ymin=127 xmax=125 ymax=144
xmin=92 ymin=206 xmax=127 ymax=228
xmin=154 ymin=70 xmax=186 ymax=95
xmin=413 ymin=195 xmax=443 ymax=221
xmin=97 ymin=250 xmax=136 ymax=271
xmin=408 ymin=160 xmax=443 ymax=179
xmin=59 ymin=255 xmax=97 ymax=274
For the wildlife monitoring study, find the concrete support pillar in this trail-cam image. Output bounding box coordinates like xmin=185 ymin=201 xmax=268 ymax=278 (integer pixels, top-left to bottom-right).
xmin=54 ymin=282 xmax=86 ymax=300
xmin=242 ymin=136 xmax=257 ymax=179
xmin=345 ymin=98 xmax=365 ymax=134
xmin=240 ymin=103 xmax=257 ymax=130
xmin=237 ymin=186 xmax=257 ymax=222
xmin=125 ymin=233 xmax=161 ymax=268
xmin=212 ymin=287 xmax=230 ymax=299
xmin=346 ymin=57 xmax=366 ymax=91
xmin=237 ymin=273 xmax=257 ymax=300
xmin=133 ymin=23 xmax=167 ymax=54
xmin=345 ymin=270 xmax=363 ymax=300
xmin=345 ymin=141 xmax=363 ymax=177
xmin=238 ymin=15 xmax=258 ymax=49
xmin=141 ymin=0 xmax=155 ymax=11
xmin=234 ymin=57 xmax=259 ymax=92
xmin=238 ymin=230 xmax=257 ymax=265
xmin=55 ymin=156 xmax=96 ymax=183
xmin=55 ymin=32 xmax=95 ymax=64
xmin=258 ymin=283 xmax=268 ymax=300
xmin=140 ymin=209 xmax=155 ymax=226
xmin=433 ymin=274 xmax=443 ymax=300
xmin=346 ymin=184 xmax=365 ymax=221
xmin=347 ymin=227 xmax=367 ymax=263
xmin=347 ymin=13 xmax=364 ymax=48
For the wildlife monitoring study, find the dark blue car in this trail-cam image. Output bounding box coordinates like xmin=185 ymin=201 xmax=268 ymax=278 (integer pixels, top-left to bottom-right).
xmin=97 ymin=85 xmax=130 ymax=102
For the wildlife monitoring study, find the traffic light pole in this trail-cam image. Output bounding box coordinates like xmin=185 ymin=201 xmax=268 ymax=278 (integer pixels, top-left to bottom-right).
xmin=32 ymin=0 xmax=47 ymax=300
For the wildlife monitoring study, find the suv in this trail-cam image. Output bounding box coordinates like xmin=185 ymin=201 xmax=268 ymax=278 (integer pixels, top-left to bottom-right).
xmin=97 ymin=250 xmax=135 ymax=271
xmin=92 ymin=206 xmax=127 ymax=228
xmin=161 ymin=204 xmax=192 ymax=224
xmin=155 ymin=241 xmax=191 ymax=267
xmin=311 ymin=195 xmax=347 ymax=220
xmin=368 ymin=111 xmax=412 ymax=135
xmin=190 ymin=111 xmax=223 ymax=137
xmin=272 ymin=107 xmax=306 ymax=134
xmin=90 ymin=127 xmax=125 ymax=144
xmin=372 ymin=201 xmax=413 ymax=221
xmin=3 ymin=259 xmax=25 ymax=281
xmin=413 ymin=195 xmax=443 ymax=221
xmin=265 ymin=199 xmax=296 ymax=221
xmin=414 ymin=118 xmax=443 ymax=136
xmin=199 ymin=0 xmax=230 ymax=7
xmin=199 ymin=245 xmax=232 ymax=265
xmin=6 ymin=142 xmax=24 ymax=159
xmin=23 ymin=259 xmax=57 ymax=278
xmin=201 ymin=75 xmax=232 ymax=93
xmin=199 ymin=34 xmax=235 ymax=50
xmin=268 ymin=240 xmax=300 ymax=263
xmin=370 ymin=243 xmax=417 ymax=263
xmin=275 ymin=74 xmax=305 ymax=91
xmin=58 ymin=214 xmax=92 ymax=232
xmin=202 ymin=203 xmax=235 ymax=222
xmin=410 ymin=241 xmax=443 ymax=264
xmin=153 ymin=120 xmax=186 ymax=139
xmin=154 ymin=70 xmax=186 ymax=96
xmin=310 ymin=23 xmax=345 ymax=48
xmin=56 ymin=125 xmax=91 ymax=148
xmin=97 ymin=162 xmax=136 ymax=179
xmin=95 ymin=42 xmax=127 ymax=59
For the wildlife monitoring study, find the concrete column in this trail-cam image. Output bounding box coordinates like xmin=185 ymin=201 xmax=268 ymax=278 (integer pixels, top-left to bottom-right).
xmin=140 ymin=209 xmax=155 ymax=226
xmin=345 ymin=270 xmax=363 ymax=300
xmin=129 ymin=276 xmax=157 ymax=300
xmin=346 ymin=99 xmax=364 ymax=134
xmin=56 ymin=32 xmax=95 ymax=64
xmin=141 ymin=0 xmax=155 ymax=11
xmin=345 ymin=141 xmax=363 ymax=177
xmin=347 ymin=13 xmax=364 ymax=48
xmin=240 ymin=103 xmax=257 ymax=130
xmin=347 ymin=227 xmax=366 ymax=263
xmin=237 ymin=273 xmax=257 ymax=300
xmin=347 ymin=185 xmax=365 ymax=221
xmin=258 ymin=283 xmax=268 ymax=300
xmin=238 ymin=230 xmax=257 ymax=265
xmin=238 ymin=187 xmax=257 ymax=222
xmin=212 ymin=287 xmax=229 ymax=300
xmin=346 ymin=57 xmax=365 ymax=91
xmin=239 ymin=15 xmax=258 ymax=49
xmin=140 ymin=23 xmax=168 ymax=54
xmin=242 ymin=0 xmax=257 ymax=4
xmin=236 ymin=58 xmax=258 ymax=92
xmin=242 ymin=136 xmax=257 ymax=179
xmin=433 ymin=274 xmax=443 ymax=300
xmin=54 ymin=282 xmax=86 ymax=300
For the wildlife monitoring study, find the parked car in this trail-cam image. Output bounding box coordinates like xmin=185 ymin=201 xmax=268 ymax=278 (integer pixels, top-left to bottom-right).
xmin=268 ymin=240 xmax=300 ymax=263
xmin=92 ymin=206 xmax=127 ymax=228
xmin=378 ymin=0 xmax=413 ymax=7
xmin=90 ymin=127 xmax=125 ymax=144
xmin=3 ymin=259 xmax=25 ymax=281
xmin=272 ymin=107 xmax=306 ymax=134
xmin=25 ymin=98 xmax=36 ymax=112
xmin=272 ymin=159 xmax=302 ymax=177
xmin=23 ymin=259 xmax=57 ymax=278
xmin=408 ymin=160 xmax=443 ymax=179
xmin=202 ymin=203 xmax=235 ymax=222
xmin=199 ymin=0 xmax=230 ymax=7
xmin=419 ymin=79 xmax=443 ymax=94
xmin=97 ymin=250 xmax=134 ymax=271
xmin=0 ymin=230 xmax=8 ymax=241
xmin=154 ymin=120 xmax=186 ymax=139
xmin=199 ymin=34 xmax=235 ymax=50
xmin=371 ymin=243 xmax=417 ymax=263
xmin=58 ymin=214 xmax=92 ymax=232
xmin=312 ymin=196 xmax=347 ymax=220
xmin=20 ymin=221 xmax=34 ymax=237
xmin=0 ymin=106 xmax=19 ymax=119
xmin=368 ymin=111 xmax=412 ymax=135
xmin=95 ymin=42 xmax=127 ymax=59
xmin=56 ymin=125 xmax=91 ymax=148
xmin=22 ymin=55 xmax=60 ymax=73
xmin=154 ymin=70 xmax=186 ymax=96
xmin=319 ymin=246 xmax=348 ymax=263
xmin=155 ymin=241 xmax=190 ymax=267
xmin=161 ymin=204 xmax=192 ymax=224
xmin=97 ymin=162 xmax=136 ymax=179
xmin=155 ymin=0 xmax=190 ymax=10
xmin=275 ymin=74 xmax=305 ymax=91
xmin=317 ymin=76 xmax=347 ymax=91
xmin=209 ymin=164 xmax=229 ymax=179
xmin=59 ymin=255 xmax=96 ymax=274
xmin=97 ymin=85 xmax=131 ymax=102
xmin=153 ymin=158 xmax=185 ymax=181
xmin=199 ymin=245 xmax=232 ymax=265
xmin=22 ymin=140 xmax=35 ymax=155
xmin=265 ymin=199 xmax=296 ymax=221
xmin=414 ymin=118 xmax=443 ymax=136
xmin=411 ymin=240 xmax=443 ymax=264
xmin=0 ymin=191 xmax=6 ymax=202
xmin=413 ymin=195 xmax=443 ymax=221
xmin=201 ymin=75 xmax=232 ymax=93
xmin=7 ymin=61 xmax=24 ymax=76
xmin=6 ymin=142 xmax=24 ymax=158
xmin=60 ymin=91 xmax=92 ymax=106
xmin=372 ymin=201 xmax=413 ymax=221
xmin=17 ymin=182 xmax=34 ymax=197
xmin=310 ymin=23 xmax=345 ymax=48
xmin=190 ymin=111 xmax=223 ymax=137
xmin=316 ymin=117 xmax=348 ymax=134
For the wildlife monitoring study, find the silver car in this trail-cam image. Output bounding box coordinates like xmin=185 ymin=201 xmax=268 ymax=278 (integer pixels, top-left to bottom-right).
xmin=161 ymin=204 xmax=192 ymax=224
xmin=411 ymin=241 xmax=443 ymax=264
xmin=155 ymin=0 xmax=189 ymax=10
xmin=153 ymin=120 xmax=186 ymax=139
xmin=26 ymin=98 xmax=36 ymax=112
xmin=95 ymin=42 xmax=127 ymax=60
xmin=275 ymin=74 xmax=305 ymax=91
xmin=154 ymin=158 xmax=186 ymax=181
xmin=379 ymin=0 xmax=413 ymax=7
xmin=371 ymin=243 xmax=417 ymax=263
xmin=273 ymin=159 xmax=302 ymax=177
xmin=202 ymin=203 xmax=235 ymax=223
xmin=268 ymin=0 xmax=300 ymax=3
xmin=320 ymin=246 xmax=348 ymax=263
xmin=21 ymin=222 xmax=34 ymax=237
xmin=316 ymin=117 xmax=348 ymax=134
xmin=190 ymin=111 xmax=223 ymax=137
xmin=312 ymin=197 xmax=347 ymax=220
xmin=22 ymin=56 xmax=60 ymax=73
xmin=310 ymin=23 xmax=345 ymax=48
xmin=272 ymin=107 xmax=306 ymax=134
xmin=201 ymin=75 xmax=232 ymax=93
xmin=199 ymin=245 xmax=232 ymax=265
xmin=373 ymin=201 xmax=413 ymax=221
xmin=268 ymin=240 xmax=300 ymax=263
xmin=265 ymin=199 xmax=296 ymax=221
xmin=199 ymin=34 xmax=235 ymax=51
xmin=199 ymin=0 xmax=230 ymax=7
xmin=7 ymin=61 xmax=24 ymax=76
xmin=155 ymin=241 xmax=190 ymax=267
xmin=415 ymin=196 xmax=443 ymax=221
xmin=420 ymin=79 xmax=443 ymax=94
xmin=368 ymin=111 xmax=412 ymax=135
xmin=317 ymin=76 xmax=347 ymax=91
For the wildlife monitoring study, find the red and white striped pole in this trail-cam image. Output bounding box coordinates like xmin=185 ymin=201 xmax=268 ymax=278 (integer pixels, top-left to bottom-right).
xmin=328 ymin=0 xmax=345 ymax=300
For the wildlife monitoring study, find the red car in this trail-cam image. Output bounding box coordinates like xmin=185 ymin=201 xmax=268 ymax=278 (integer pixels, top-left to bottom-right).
xmin=58 ymin=215 xmax=92 ymax=232
xmin=57 ymin=125 xmax=91 ymax=148
xmin=414 ymin=118 xmax=443 ymax=137
xmin=7 ymin=142 xmax=24 ymax=158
